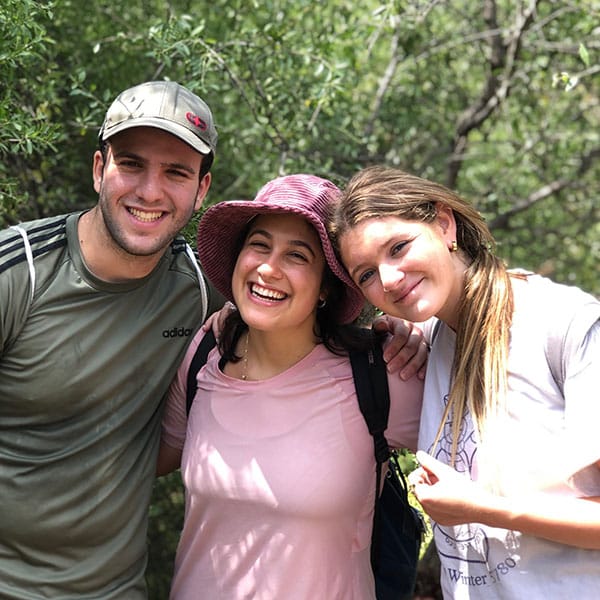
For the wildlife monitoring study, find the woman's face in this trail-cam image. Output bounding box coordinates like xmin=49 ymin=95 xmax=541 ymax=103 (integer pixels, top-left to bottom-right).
xmin=232 ymin=213 xmax=326 ymax=335
xmin=338 ymin=207 xmax=464 ymax=326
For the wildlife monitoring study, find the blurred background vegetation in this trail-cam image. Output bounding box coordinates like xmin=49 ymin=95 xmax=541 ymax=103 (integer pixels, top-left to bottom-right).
xmin=2 ymin=0 xmax=598 ymax=597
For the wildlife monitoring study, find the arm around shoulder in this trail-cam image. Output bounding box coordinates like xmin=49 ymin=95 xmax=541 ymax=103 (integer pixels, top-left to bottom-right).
xmin=156 ymin=441 xmax=182 ymax=477
xmin=156 ymin=330 xmax=206 ymax=476
xmin=386 ymin=365 xmax=424 ymax=452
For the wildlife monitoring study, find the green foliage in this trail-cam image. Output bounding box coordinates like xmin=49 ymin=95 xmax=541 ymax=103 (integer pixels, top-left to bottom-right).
xmin=2 ymin=1 xmax=599 ymax=595
xmin=0 ymin=0 xmax=61 ymax=223
xmin=147 ymin=472 xmax=185 ymax=599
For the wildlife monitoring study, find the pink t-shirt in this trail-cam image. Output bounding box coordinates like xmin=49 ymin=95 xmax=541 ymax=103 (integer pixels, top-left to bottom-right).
xmin=162 ymin=331 xmax=423 ymax=600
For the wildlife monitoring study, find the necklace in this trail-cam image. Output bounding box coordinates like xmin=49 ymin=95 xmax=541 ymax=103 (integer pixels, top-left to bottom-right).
xmin=241 ymin=331 xmax=249 ymax=380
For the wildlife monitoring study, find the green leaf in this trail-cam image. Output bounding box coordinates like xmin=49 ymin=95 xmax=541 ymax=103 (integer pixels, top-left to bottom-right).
xmin=579 ymin=43 xmax=590 ymax=67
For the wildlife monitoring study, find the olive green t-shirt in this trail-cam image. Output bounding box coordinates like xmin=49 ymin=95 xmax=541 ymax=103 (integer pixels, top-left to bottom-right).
xmin=0 ymin=213 xmax=219 ymax=598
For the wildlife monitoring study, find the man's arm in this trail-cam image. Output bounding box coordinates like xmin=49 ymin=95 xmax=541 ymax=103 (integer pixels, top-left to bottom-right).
xmin=156 ymin=441 xmax=182 ymax=477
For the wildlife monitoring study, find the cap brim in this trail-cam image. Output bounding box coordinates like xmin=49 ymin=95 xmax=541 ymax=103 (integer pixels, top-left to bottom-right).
xmin=101 ymin=118 xmax=212 ymax=155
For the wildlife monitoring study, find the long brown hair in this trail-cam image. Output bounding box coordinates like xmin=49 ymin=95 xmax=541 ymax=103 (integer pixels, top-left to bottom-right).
xmin=330 ymin=165 xmax=515 ymax=464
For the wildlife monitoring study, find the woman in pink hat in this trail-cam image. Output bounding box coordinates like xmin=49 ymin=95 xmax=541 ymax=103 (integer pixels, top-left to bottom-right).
xmin=158 ymin=174 xmax=425 ymax=599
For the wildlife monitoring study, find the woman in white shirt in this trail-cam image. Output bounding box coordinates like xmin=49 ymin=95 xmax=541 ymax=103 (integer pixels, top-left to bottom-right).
xmin=330 ymin=165 xmax=600 ymax=599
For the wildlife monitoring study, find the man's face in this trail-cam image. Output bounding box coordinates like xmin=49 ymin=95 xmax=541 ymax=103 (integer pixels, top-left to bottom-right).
xmin=92 ymin=126 xmax=210 ymax=259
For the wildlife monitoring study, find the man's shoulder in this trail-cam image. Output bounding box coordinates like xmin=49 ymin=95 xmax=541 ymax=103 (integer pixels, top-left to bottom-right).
xmin=2 ymin=213 xmax=72 ymax=236
xmin=162 ymin=235 xmax=227 ymax=320
xmin=0 ymin=213 xmax=73 ymax=277
xmin=165 ymin=235 xmax=196 ymax=269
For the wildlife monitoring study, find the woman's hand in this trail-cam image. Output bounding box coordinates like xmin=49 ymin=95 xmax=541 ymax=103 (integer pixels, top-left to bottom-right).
xmin=410 ymin=451 xmax=600 ymax=549
xmin=373 ymin=315 xmax=428 ymax=380
xmin=408 ymin=451 xmax=494 ymax=526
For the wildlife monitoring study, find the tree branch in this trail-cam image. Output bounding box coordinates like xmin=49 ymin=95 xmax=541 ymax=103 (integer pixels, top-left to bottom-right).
xmin=364 ymin=27 xmax=402 ymax=139
xmin=488 ymin=146 xmax=600 ymax=229
xmin=446 ymin=0 xmax=540 ymax=187
xmin=364 ymin=1 xmax=442 ymax=140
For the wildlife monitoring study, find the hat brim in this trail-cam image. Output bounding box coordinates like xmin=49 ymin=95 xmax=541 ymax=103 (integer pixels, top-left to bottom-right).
xmin=197 ymin=200 xmax=364 ymax=324
xmin=101 ymin=118 xmax=212 ymax=155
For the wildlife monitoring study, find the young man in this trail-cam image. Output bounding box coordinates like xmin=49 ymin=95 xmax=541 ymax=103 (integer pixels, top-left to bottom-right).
xmin=0 ymin=81 xmax=223 ymax=599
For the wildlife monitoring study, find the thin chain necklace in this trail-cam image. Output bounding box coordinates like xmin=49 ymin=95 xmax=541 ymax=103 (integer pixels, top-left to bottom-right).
xmin=241 ymin=331 xmax=249 ymax=381
xmin=240 ymin=331 xmax=318 ymax=381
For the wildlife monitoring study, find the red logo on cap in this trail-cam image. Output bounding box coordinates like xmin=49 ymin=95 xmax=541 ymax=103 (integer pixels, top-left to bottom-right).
xmin=186 ymin=112 xmax=208 ymax=131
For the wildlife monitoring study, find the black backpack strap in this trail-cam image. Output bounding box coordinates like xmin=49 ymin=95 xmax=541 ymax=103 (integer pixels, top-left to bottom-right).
xmin=350 ymin=341 xmax=390 ymax=464
xmin=186 ymin=329 xmax=217 ymax=416
xmin=349 ymin=340 xmax=390 ymax=567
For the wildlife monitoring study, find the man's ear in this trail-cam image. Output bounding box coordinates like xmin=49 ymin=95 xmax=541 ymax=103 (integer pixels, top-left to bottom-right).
xmin=92 ymin=151 xmax=104 ymax=193
xmin=195 ymin=171 xmax=212 ymax=211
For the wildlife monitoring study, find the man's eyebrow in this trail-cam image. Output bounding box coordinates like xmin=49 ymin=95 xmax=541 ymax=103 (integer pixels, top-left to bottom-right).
xmin=112 ymin=151 xmax=196 ymax=175
xmin=112 ymin=150 xmax=141 ymax=161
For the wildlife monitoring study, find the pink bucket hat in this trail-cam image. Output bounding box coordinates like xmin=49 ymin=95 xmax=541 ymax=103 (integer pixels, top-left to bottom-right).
xmin=197 ymin=174 xmax=364 ymax=324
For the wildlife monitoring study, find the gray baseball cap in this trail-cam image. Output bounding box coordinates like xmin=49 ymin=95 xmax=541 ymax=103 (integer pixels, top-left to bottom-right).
xmin=99 ymin=81 xmax=217 ymax=155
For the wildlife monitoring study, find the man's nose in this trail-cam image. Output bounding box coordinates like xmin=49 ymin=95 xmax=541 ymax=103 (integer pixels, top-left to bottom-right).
xmin=135 ymin=170 xmax=163 ymax=202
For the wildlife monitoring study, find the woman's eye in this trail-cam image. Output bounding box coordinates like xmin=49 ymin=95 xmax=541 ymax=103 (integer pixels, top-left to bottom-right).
xmin=358 ymin=270 xmax=374 ymax=286
xmin=289 ymin=251 xmax=308 ymax=262
xmin=247 ymin=240 xmax=269 ymax=251
xmin=391 ymin=241 xmax=409 ymax=256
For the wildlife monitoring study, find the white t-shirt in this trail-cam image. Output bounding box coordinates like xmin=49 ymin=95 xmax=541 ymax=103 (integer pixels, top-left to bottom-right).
xmin=419 ymin=274 xmax=600 ymax=599
xmin=162 ymin=336 xmax=423 ymax=600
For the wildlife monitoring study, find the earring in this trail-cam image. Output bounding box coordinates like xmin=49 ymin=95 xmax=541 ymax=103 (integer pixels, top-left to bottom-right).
xmin=449 ymin=240 xmax=458 ymax=253
xmin=317 ymin=298 xmax=327 ymax=309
